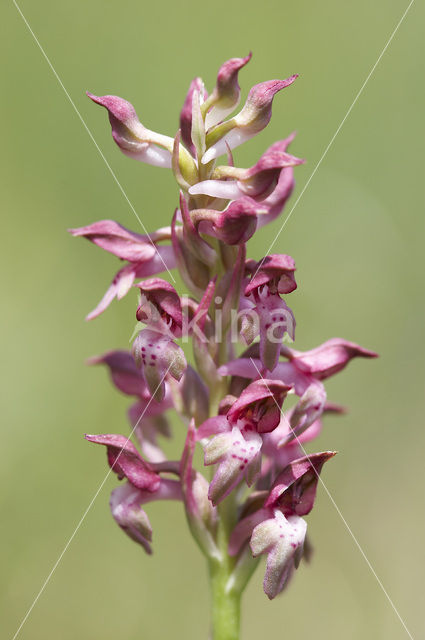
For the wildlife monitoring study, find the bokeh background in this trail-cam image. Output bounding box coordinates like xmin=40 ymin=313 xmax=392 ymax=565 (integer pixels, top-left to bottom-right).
xmin=1 ymin=0 xmax=424 ymax=638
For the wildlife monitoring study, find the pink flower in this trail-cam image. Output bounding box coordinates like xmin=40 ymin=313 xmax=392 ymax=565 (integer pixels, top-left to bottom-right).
xmin=219 ymin=337 xmax=377 ymax=390
xmin=245 ymin=253 xmax=297 ymax=295
xmin=203 ymin=425 xmax=263 ymax=505
xmin=227 ymin=379 xmax=291 ymax=434
xmin=110 ymin=479 xmax=182 ymax=554
xmin=136 ymin=278 xmax=183 ymax=336
xmin=87 ymin=93 xmax=174 ymax=167
xmin=69 ymin=220 xmax=176 ymax=319
xmin=203 ymin=53 xmax=252 ymax=129
xmin=84 ymin=433 xmax=161 ymax=491
xmin=86 ymin=433 xmax=182 ymax=553
xmin=265 ymin=451 xmax=337 ymax=515
xmin=251 ymin=511 xmax=307 ymax=599
xmin=76 ymin=54 xmax=377 ymax=611
xmin=190 ymin=196 xmax=263 ymax=245
xmin=203 ymin=76 xmax=298 ymax=163
xmin=282 ymin=338 xmax=378 ymax=379
xmin=229 ymin=452 xmax=335 ymax=598
xmin=190 ymin=135 xmax=303 ymax=201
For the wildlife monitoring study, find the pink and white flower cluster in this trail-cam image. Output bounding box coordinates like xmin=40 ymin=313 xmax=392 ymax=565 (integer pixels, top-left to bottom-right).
xmin=72 ymin=55 xmax=377 ymax=600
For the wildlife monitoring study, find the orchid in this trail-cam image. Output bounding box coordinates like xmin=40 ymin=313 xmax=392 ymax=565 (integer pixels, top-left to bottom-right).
xmin=73 ymin=54 xmax=377 ymax=640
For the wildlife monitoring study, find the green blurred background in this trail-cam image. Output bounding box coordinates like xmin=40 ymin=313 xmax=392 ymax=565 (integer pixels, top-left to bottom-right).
xmin=1 ymin=0 xmax=424 ymax=638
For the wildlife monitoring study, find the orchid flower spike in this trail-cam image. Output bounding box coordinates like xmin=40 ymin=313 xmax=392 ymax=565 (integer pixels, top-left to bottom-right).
xmin=73 ymin=54 xmax=377 ymax=627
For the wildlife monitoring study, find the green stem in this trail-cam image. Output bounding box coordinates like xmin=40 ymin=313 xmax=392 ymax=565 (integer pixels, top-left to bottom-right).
xmin=208 ymin=557 xmax=241 ymax=640
xmin=208 ymin=494 xmax=241 ymax=640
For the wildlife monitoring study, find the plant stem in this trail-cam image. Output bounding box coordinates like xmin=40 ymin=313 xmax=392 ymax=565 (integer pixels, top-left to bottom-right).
xmin=209 ymin=557 xmax=241 ymax=640
xmin=208 ymin=494 xmax=241 ymax=640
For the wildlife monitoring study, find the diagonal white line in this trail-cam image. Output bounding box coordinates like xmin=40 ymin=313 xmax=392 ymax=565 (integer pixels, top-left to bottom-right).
xmin=249 ymin=358 xmax=414 ymax=639
xmin=254 ymin=0 xmax=415 ymax=279
xmin=12 ymin=0 xmax=176 ymax=283
xmin=10 ymin=360 xmax=175 ymax=640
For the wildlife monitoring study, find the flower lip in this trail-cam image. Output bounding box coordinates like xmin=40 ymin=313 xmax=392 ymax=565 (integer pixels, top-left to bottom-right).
xmin=250 ymin=511 xmax=307 ymax=599
xmin=132 ymin=328 xmax=187 ymax=402
xmin=204 ymin=425 xmax=263 ymax=505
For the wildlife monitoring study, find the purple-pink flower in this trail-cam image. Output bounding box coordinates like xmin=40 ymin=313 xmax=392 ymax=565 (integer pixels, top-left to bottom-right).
xmin=72 ymin=54 xmax=377 ymax=634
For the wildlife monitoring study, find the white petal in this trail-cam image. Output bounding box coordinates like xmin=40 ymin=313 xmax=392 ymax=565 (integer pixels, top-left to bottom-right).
xmin=122 ymin=144 xmax=172 ymax=168
xmin=189 ymin=180 xmax=243 ymax=200
xmin=202 ymin=129 xmax=254 ymax=164
xmin=205 ymin=104 xmax=237 ymax=130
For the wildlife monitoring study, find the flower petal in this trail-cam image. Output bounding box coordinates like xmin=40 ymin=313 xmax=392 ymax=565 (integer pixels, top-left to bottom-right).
xmin=69 ymin=220 xmax=159 ymax=261
xmin=85 ymin=433 xmax=160 ymax=491
xmin=88 ymin=349 xmax=148 ymax=397
xmin=132 ymin=329 xmax=187 ymax=401
xmin=250 ymin=511 xmax=307 ymax=599
xmin=180 ymin=77 xmax=206 ymax=155
xmin=110 ymin=483 xmax=153 ymax=553
xmin=227 ymin=379 xmax=291 ymax=433
xmin=204 ymin=53 xmax=252 ymax=129
xmin=87 ymin=92 xmax=172 ymax=168
xmin=288 ymin=338 xmax=378 ymax=379
xmin=204 ymin=426 xmax=263 ymax=505
xmin=265 ymin=451 xmax=336 ymax=515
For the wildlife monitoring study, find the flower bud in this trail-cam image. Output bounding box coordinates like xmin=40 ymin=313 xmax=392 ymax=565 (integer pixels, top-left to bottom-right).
xmin=180 ymin=77 xmax=206 ymax=155
xmin=202 ymin=75 xmax=298 ymax=163
xmin=171 ymin=210 xmax=211 ymax=296
xmin=179 ymin=192 xmax=217 ymax=265
xmin=180 ymin=422 xmax=220 ymax=559
xmin=284 ymin=383 xmax=327 ymax=443
xmin=172 ymin=365 xmax=210 ymax=425
xmin=87 ymin=92 xmax=197 ymax=182
xmin=204 ymin=53 xmax=252 ymax=129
